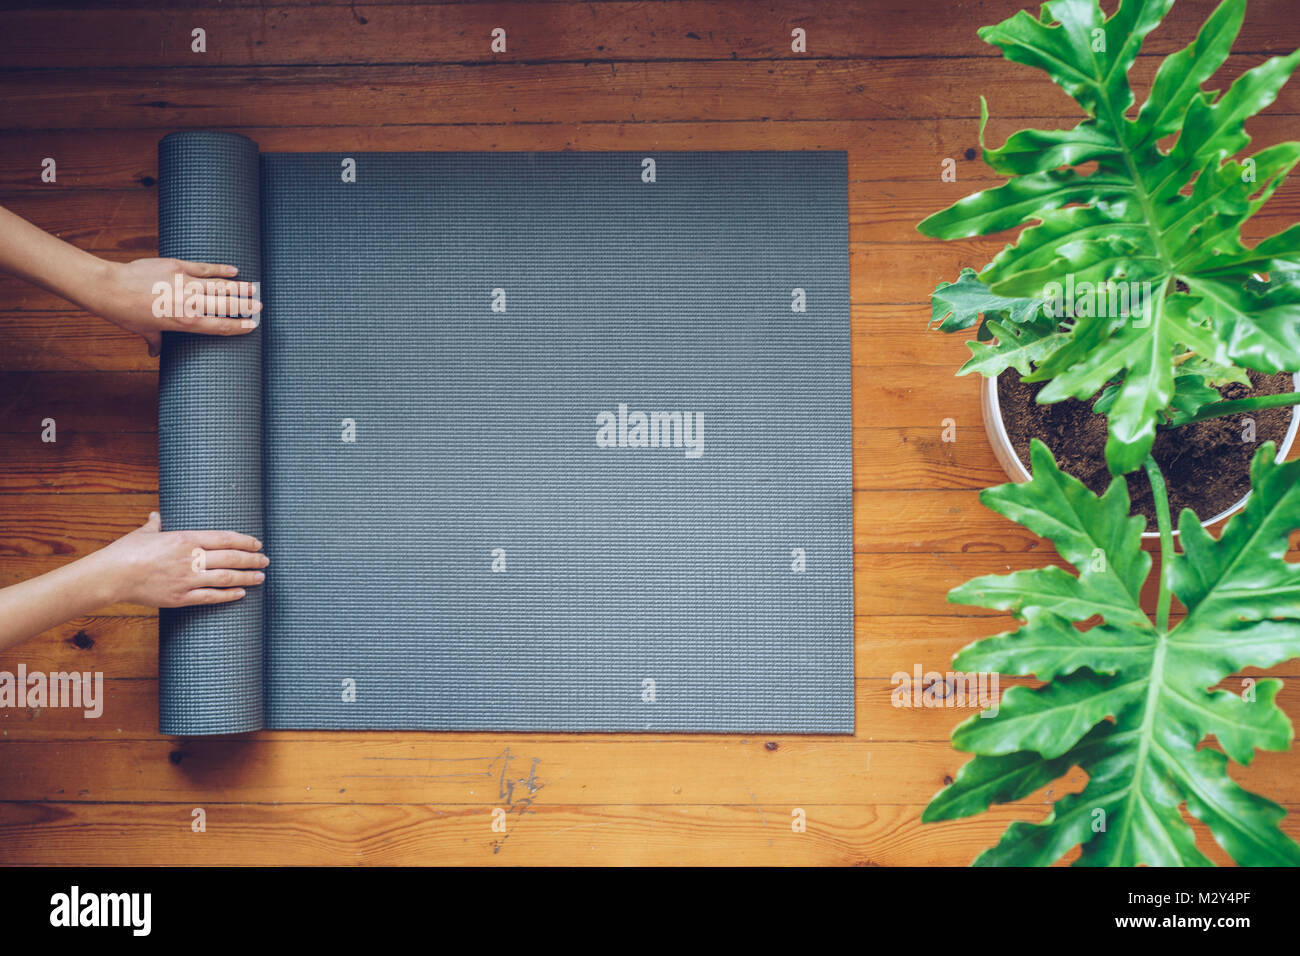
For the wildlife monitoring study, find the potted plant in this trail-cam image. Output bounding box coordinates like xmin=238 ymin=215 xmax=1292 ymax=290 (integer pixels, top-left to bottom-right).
xmin=918 ymin=0 xmax=1300 ymax=864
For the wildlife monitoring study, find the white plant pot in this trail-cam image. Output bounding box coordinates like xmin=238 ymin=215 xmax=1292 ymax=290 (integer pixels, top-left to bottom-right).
xmin=980 ymin=373 xmax=1300 ymax=539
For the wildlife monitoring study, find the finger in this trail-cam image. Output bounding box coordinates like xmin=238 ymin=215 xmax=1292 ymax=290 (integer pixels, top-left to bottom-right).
xmin=194 ymin=569 xmax=265 ymax=589
xmin=140 ymin=511 xmax=162 ymax=533
xmin=189 ymin=530 xmax=262 ymax=551
xmin=179 ymin=587 xmax=247 ymax=606
xmin=194 ymin=293 xmax=262 ymax=317
xmin=184 ymin=278 xmax=256 ymax=300
xmin=175 ymin=314 xmax=259 ymax=336
xmin=145 ymin=332 xmax=162 ymax=357
xmin=197 ymin=549 xmax=270 ymax=570
xmin=181 ymin=261 xmax=238 ymax=279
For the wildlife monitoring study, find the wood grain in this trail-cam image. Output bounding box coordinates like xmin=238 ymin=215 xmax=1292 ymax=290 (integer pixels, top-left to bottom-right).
xmin=4 ymin=1 xmax=1297 ymax=69
xmin=2 ymin=114 xmax=1298 ymax=191
xmin=8 ymin=800 xmax=1292 ymax=867
xmin=4 ymin=56 xmax=1300 ymax=132
xmin=1 ymin=0 xmax=1298 ymax=867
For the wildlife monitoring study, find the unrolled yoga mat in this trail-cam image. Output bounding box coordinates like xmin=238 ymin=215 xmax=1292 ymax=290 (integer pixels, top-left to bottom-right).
xmin=157 ymin=130 xmax=852 ymax=735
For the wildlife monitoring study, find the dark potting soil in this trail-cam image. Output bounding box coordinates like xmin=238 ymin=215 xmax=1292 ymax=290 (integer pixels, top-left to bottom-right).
xmin=997 ymin=369 xmax=1297 ymax=525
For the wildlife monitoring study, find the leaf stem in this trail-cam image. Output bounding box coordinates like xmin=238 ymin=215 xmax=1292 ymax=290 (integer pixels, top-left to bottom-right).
xmin=1165 ymin=390 xmax=1300 ymax=428
xmin=1143 ymin=455 xmax=1175 ymax=633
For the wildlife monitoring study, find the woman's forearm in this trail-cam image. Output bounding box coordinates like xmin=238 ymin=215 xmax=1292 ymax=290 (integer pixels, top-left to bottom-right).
xmin=0 ymin=204 xmax=111 ymax=312
xmin=0 ymin=550 xmax=122 ymax=653
xmin=0 ymin=203 xmax=260 ymax=356
xmin=0 ymin=511 xmax=266 ymax=653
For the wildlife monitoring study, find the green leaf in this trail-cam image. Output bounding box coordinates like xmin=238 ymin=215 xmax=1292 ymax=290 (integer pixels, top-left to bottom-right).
xmin=918 ymin=169 xmax=1131 ymax=240
xmin=1171 ymin=443 xmax=1300 ymax=631
xmin=922 ymin=726 xmax=1112 ymax=823
xmin=976 ymin=0 xmax=1172 ymax=120
xmin=928 ymin=440 xmax=1300 ymax=866
xmin=920 ymin=0 xmax=1300 ymax=474
xmin=1132 ymin=0 xmax=1244 ymax=145
xmin=1167 ymin=369 xmax=1230 ymax=418
xmin=928 ymin=267 xmax=1042 ymax=332
xmin=1183 ymin=276 xmax=1300 ymax=372
xmin=957 ymin=318 xmax=1064 ymax=377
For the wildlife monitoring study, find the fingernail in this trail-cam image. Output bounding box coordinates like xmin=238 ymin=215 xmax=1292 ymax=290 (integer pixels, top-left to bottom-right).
xmin=260 ymin=555 xmax=270 ymax=566
xmin=253 ymin=539 xmax=262 ymax=549
xmin=254 ymin=572 xmax=265 ymax=583
xmin=252 ymin=301 xmax=263 ymax=313
xmin=235 ymin=589 xmax=246 ymax=597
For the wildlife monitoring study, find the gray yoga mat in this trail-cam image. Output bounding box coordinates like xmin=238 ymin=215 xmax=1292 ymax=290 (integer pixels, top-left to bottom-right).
xmin=157 ymin=131 xmax=853 ymax=735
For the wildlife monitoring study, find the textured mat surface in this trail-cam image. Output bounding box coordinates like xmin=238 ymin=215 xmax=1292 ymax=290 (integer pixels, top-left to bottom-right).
xmin=159 ymin=133 xmax=853 ymax=734
xmin=158 ymin=132 xmax=265 ymax=735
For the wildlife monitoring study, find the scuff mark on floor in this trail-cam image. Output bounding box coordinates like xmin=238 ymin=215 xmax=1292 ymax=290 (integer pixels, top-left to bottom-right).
xmin=488 ymin=746 xmax=545 ymax=855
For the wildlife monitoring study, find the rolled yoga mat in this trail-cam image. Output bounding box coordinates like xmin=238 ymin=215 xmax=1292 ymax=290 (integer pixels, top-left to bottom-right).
xmin=157 ymin=131 xmax=853 ymax=735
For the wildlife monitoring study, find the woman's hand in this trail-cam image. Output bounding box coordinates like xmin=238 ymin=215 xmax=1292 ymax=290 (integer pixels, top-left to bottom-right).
xmin=0 ymin=206 xmax=262 ymax=356
xmin=91 ymin=512 xmax=269 ymax=608
xmin=94 ymin=257 xmax=262 ymax=356
xmin=0 ymin=512 xmax=268 ymax=652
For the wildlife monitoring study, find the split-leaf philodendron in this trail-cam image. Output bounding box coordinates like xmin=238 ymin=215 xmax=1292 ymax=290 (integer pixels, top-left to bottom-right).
xmin=920 ymin=0 xmax=1300 ymax=866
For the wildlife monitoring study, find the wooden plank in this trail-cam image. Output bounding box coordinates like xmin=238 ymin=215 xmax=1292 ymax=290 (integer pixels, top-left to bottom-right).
xmin=4 ymin=114 xmax=1299 ymax=190
xmin=0 ymin=737 xmax=1034 ymax=805
xmin=0 ymin=735 xmax=1296 ymax=809
xmin=0 ymin=615 xmax=156 ymax=675
xmin=0 ymin=372 xmax=157 ymax=433
xmin=3 ymin=0 xmax=1295 ymax=69
xmin=856 ymin=426 xmax=1010 ymax=490
xmin=857 ymin=489 xmax=1042 ymax=553
xmin=855 ymin=491 xmax=1300 ymax=552
xmin=0 ymin=799 xmax=1290 ymax=866
xmin=0 ymin=311 xmax=154 ymax=372
xmin=0 ymin=429 xmax=156 ymax=492
xmin=857 ymin=551 xmax=1145 ymax=617
xmin=0 ymin=120 xmax=992 ymax=191
xmin=5 ymin=57 xmax=1300 ymax=131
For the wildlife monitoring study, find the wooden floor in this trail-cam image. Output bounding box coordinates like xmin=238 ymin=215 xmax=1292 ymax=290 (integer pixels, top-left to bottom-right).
xmin=2 ymin=0 xmax=1299 ymax=866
